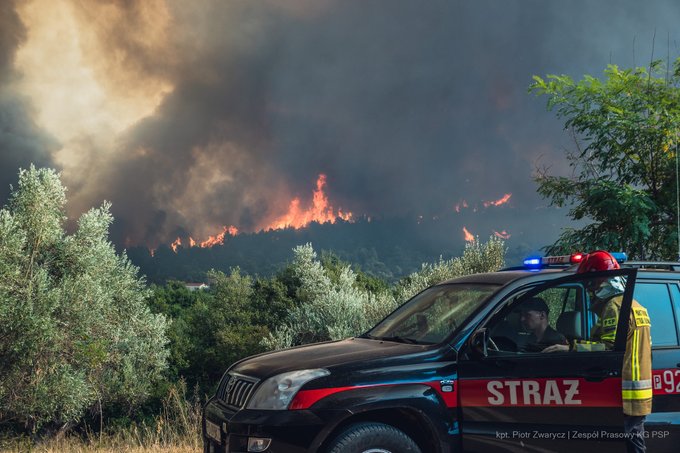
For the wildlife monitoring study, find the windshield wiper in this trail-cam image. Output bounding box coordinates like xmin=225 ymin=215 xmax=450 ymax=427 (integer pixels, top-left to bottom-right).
xmin=374 ymin=335 xmax=420 ymax=344
xmin=360 ymin=333 xmax=379 ymax=340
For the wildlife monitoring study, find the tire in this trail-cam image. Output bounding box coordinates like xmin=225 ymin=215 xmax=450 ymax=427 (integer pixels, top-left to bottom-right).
xmin=326 ymin=422 xmax=422 ymax=453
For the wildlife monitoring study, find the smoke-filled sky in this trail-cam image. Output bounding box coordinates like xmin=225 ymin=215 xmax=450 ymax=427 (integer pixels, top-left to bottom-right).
xmin=1 ymin=0 xmax=679 ymax=248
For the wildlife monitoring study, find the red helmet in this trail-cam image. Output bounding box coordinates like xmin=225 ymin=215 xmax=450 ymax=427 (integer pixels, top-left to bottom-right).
xmin=576 ymin=250 xmax=620 ymax=273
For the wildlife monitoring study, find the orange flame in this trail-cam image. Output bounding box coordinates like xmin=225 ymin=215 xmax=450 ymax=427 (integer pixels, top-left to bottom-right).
xmin=463 ymin=226 xmax=475 ymax=242
xmin=264 ymin=174 xmax=352 ymax=230
xmin=199 ymin=225 xmax=238 ymax=248
xmin=494 ymin=230 xmax=511 ymax=239
xmin=483 ymin=193 xmax=512 ymax=208
xmin=170 ymin=237 xmax=182 ymax=252
xmin=167 ymin=225 xmax=238 ymax=253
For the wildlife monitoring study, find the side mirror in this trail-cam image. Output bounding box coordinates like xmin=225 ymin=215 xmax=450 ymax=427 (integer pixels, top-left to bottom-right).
xmin=469 ymin=328 xmax=488 ymax=359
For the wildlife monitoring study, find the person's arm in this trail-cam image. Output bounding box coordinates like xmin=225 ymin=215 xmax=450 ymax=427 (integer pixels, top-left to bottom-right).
xmin=544 ymin=302 xmax=619 ymax=353
xmin=570 ymin=301 xmax=618 ymax=352
xmin=540 ymin=330 xmax=569 ymax=353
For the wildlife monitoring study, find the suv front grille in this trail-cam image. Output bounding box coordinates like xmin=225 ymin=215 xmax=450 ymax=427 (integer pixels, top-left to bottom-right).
xmin=216 ymin=373 xmax=258 ymax=408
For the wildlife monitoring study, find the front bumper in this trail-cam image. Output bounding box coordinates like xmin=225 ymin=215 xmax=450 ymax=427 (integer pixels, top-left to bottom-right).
xmin=203 ymin=397 xmax=351 ymax=453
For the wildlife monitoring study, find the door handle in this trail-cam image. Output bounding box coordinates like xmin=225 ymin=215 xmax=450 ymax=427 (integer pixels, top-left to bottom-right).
xmin=584 ymin=367 xmax=613 ymax=382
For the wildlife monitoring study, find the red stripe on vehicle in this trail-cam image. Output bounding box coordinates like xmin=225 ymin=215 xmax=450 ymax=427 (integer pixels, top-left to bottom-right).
xmin=289 ymin=385 xmax=377 ymax=409
xmin=424 ymin=382 xmax=458 ymax=407
xmin=289 ymin=381 xmax=458 ymax=410
xmin=459 ymin=377 xmax=621 ymax=407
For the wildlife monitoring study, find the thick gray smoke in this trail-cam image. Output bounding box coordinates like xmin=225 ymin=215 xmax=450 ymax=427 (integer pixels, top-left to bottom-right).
xmin=0 ymin=0 xmax=56 ymax=196
xmin=1 ymin=0 xmax=679 ymax=247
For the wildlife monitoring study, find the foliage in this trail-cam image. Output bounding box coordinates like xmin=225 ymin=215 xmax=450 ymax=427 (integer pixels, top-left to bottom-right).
xmin=126 ymin=216 xmax=494 ymax=286
xmin=1 ymin=167 xmax=507 ymax=446
xmin=263 ymin=244 xmax=399 ymax=349
xmin=264 ymin=238 xmax=506 ymax=349
xmin=0 ymin=381 xmax=201 ymax=452
xmin=0 ymin=166 xmax=168 ymax=432
xmin=530 ymin=59 xmax=680 ymax=258
xmin=158 ymin=269 xmax=269 ymax=393
xmin=393 ymin=236 xmax=507 ymax=302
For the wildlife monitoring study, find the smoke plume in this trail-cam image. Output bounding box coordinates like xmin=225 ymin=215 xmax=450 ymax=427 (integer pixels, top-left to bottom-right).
xmin=1 ymin=0 xmax=679 ymax=247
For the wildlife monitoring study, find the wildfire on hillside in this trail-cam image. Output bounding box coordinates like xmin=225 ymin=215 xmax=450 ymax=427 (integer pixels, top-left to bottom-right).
xmin=199 ymin=225 xmax=239 ymax=248
xmin=454 ymin=193 xmax=511 ymax=212
xmin=463 ymin=226 xmax=475 ymax=242
xmin=160 ymin=174 xmax=351 ymax=255
xmin=262 ymin=174 xmax=352 ymax=231
xmin=483 ymin=193 xmax=512 ymax=208
xmin=171 ymin=237 xmax=182 ymax=253
xmin=166 ymin=225 xmax=238 ymax=254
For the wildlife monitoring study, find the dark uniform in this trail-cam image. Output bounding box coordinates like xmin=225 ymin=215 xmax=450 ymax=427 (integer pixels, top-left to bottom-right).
xmin=523 ymin=325 xmax=568 ymax=353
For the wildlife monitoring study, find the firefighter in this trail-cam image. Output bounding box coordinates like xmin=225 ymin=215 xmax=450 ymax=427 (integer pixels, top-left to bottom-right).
xmin=544 ymin=250 xmax=652 ymax=452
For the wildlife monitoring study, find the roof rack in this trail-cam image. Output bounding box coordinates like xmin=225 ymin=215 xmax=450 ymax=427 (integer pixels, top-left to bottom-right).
xmin=622 ymin=261 xmax=680 ymax=272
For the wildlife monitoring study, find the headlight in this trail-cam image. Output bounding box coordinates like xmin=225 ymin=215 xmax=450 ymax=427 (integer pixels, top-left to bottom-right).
xmin=246 ymin=369 xmax=330 ymax=410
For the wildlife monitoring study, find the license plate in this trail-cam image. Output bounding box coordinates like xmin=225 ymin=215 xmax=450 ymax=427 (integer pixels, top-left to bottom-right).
xmin=206 ymin=420 xmax=221 ymax=443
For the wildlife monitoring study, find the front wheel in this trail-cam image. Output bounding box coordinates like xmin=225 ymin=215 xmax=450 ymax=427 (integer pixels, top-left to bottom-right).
xmin=326 ymin=422 xmax=422 ymax=453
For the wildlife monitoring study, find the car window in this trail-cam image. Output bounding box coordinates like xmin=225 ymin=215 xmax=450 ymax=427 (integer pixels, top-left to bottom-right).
xmin=486 ymin=273 xmax=630 ymax=354
xmin=366 ymin=284 xmax=499 ymax=344
xmin=487 ymin=286 xmax=576 ymax=354
xmin=638 ymin=283 xmax=680 ymax=347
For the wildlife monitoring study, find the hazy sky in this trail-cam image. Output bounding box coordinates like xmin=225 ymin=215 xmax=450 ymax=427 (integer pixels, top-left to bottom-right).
xmin=1 ymin=0 xmax=679 ymax=247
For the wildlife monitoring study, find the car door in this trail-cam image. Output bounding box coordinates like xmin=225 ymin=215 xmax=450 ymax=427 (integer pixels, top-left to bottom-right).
xmin=456 ymin=268 xmax=637 ymax=453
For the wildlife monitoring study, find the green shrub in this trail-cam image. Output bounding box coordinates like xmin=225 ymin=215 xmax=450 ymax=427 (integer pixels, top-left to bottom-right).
xmin=0 ymin=166 xmax=168 ymax=432
xmin=264 ymin=238 xmax=506 ymax=350
xmin=394 ymin=236 xmax=506 ymax=302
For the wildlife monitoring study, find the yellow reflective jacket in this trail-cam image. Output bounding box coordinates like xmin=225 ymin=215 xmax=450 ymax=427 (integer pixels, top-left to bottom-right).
xmin=574 ymin=295 xmax=652 ymax=416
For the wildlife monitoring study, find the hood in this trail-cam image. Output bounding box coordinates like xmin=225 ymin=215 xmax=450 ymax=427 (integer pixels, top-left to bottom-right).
xmin=231 ymin=337 xmax=436 ymax=379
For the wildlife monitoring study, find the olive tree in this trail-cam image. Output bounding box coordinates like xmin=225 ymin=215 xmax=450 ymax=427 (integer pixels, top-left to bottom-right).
xmin=0 ymin=166 xmax=168 ymax=432
xmin=263 ymin=244 xmax=398 ymax=349
xmin=264 ymin=238 xmax=506 ymax=350
xmin=393 ymin=236 xmax=506 ymax=302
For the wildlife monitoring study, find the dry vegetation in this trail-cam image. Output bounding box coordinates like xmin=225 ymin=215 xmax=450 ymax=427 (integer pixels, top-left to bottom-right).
xmin=0 ymin=386 xmax=202 ymax=453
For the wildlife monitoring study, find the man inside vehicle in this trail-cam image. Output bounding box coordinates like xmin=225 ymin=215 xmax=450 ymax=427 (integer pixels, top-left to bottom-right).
xmin=517 ymin=297 xmax=568 ymax=352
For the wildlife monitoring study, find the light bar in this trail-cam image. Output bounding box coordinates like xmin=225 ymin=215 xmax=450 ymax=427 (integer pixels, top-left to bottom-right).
xmin=522 ymin=251 xmax=627 ymax=269
xmin=541 ymin=253 xmax=585 ymax=265
xmin=523 ymin=253 xmax=585 ymax=269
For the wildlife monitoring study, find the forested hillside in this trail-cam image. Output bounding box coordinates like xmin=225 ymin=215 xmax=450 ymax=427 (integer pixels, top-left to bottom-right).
xmin=127 ymin=211 xmax=550 ymax=285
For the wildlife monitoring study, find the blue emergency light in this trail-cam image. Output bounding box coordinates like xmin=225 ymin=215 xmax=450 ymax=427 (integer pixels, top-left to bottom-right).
xmin=610 ymin=252 xmax=627 ymax=263
xmin=523 ymin=257 xmax=542 ymax=268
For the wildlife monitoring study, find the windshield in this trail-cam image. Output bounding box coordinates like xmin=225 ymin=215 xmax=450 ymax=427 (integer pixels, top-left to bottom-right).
xmin=365 ymin=283 xmax=499 ymax=345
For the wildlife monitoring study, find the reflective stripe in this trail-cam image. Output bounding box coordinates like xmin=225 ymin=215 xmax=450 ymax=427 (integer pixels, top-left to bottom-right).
xmin=622 ymin=379 xmax=652 ymax=390
xmin=601 ymin=332 xmax=616 ymax=341
xmin=601 ymin=318 xmax=616 ymax=342
xmin=632 ymin=329 xmax=639 ymax=381
xmin=622 ymin=388 xmax=653 ymax=400
xmin=574 ymin=342 xmax=605 ymax=352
